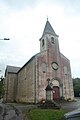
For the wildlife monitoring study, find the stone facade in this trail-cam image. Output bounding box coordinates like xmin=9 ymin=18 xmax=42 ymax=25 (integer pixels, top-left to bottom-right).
xmin=4 ymin=66 xmax=20 ymax=102
xmin=4 ymin=20 xmax=74 ymax=103
xmin=16 ymin=57 xmax=36 ymax=103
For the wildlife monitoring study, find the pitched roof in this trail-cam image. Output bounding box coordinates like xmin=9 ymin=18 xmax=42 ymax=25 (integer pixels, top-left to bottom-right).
xmin=5 ymin=55 xmax=36 ymax=75
xmin=18 ymin=55 xmax=36 ymax=73
xmin=42 ymin=20 xmax=58 ymax=37
xmin=45 ymin=85 xmax=53 ymax=91
xmin=6 ymin=65 xmax=20 ymax=73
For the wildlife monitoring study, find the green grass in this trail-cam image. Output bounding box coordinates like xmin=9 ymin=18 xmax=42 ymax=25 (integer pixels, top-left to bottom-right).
xmin=27 ymin=109 xmax=65 ymax=120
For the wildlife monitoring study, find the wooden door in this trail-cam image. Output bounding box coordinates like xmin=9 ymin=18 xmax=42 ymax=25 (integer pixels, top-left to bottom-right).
xmin=53 ymin=86 xmax=60 ymax=100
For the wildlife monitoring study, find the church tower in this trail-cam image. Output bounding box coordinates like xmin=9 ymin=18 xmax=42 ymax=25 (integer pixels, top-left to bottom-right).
xmin=40 ymin=19 xmax=59 ymax=52
xmin=37 ymin=19 xmax=62 ymax=101
xmin=39 ymin=19 xmax=61 ymax=79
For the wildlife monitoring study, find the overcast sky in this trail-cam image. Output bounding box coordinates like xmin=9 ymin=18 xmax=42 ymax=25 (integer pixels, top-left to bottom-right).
xmin=0 ymin=0 xmax=80 ymax=78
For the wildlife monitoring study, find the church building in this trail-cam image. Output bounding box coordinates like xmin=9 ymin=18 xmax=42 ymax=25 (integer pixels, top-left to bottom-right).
xmin=4 ymin=19 xmax=74 ymax=103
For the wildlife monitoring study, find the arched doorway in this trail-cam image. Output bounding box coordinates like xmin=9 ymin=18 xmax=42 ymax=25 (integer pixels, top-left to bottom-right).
xmin=53 ymin=86 xmax=60 ymax=100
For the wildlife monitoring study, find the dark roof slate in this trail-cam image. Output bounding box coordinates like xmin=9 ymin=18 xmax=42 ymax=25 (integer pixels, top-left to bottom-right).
xmin=42 ymin=20 xmax=58 ymax=37
xmin=6 ymin=65 xmax=20 ymax=73
xmin=18 ymin=55 xmax=36 ymax=73
xmin=45 ymin=85 xmax=53 ymax=91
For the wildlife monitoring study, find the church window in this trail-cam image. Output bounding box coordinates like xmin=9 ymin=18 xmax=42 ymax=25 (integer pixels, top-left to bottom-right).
xmin=42 ymin=39 xmax=44 ymax=47
xmin=42 ymin=62 xmax=47 ymax=73
xmin=64 ymin=66 xmax=67 ymax=75
xmin=51 ymin=37 xmax=55 ymax=44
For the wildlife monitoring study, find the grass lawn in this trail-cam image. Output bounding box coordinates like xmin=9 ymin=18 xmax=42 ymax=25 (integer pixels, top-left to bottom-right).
xmin=26 ymin=109 xmax=66 ymax=120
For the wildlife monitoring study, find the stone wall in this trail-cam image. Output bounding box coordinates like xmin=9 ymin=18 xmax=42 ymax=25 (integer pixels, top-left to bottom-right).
xmin=16 ymin=58 xmax=36 ymax=103
xmin=4 ymin=73 xmax=17 ymax=102
xmin=60 ymin=53 xmax=74 ymax=100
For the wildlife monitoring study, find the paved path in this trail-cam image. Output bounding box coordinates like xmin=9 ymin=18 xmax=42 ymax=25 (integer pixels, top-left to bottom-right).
xmin=60 ymin=98 xmax=80 ymax=112
xmin=0 ymin=103 xmax=24 ymax=120
xmin=0 ymin=98 xmax=80 ymax=120
xmin=6 ymin=98 xmax=80 ymax=115
xmin=7 ymin=98 xmax=80 ymax=113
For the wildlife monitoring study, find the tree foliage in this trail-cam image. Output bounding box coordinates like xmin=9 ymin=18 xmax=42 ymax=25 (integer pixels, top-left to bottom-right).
xmin=73 ymin=78 xmax=80 ymax=97
xmin=0 ymin=77 xmax=4 ymax=99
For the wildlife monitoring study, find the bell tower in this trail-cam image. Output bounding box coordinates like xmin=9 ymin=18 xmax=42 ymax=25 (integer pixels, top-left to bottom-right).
xmin=39 ymin=19 xmax=60 ymax=61
xmin=39 ymin=19 xmax=59 ymax=52
xmin=39 ymin=19 xmax=61 ymax=79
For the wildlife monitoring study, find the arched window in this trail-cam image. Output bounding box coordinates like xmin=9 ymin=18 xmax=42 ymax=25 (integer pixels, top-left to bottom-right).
xmin=51 ymin=37 xmax=55 ymax=44
xmin=64 ymin=66 xmax=67 ymax=75
xmin=42 ymin=62 xmax=47 ymax=73
xmin=42 ymin=39 xmax=44 ymax=47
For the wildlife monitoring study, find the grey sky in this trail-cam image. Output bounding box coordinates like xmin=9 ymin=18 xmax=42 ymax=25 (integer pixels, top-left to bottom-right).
xmin=0 ymin=0 xmax=38 ymax=9
xmin=0 ymin=0 xmax=80 ymax=78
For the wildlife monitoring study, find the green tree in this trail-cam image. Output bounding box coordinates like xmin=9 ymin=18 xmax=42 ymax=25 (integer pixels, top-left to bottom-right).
xmin=73 ymin=78 xmax=80 ymax=97
xmin=0 ymin=76 xmax=4 ymax=99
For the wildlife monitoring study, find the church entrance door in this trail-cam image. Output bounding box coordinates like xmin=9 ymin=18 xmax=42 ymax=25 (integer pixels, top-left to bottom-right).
xmin=53 ymin=86 xmax=60 ymax=100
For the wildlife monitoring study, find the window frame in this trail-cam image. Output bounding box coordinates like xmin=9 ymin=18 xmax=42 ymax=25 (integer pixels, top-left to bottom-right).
xmin=42 ymin=39 xmax=44 ymax=47
xmin=51 ymin=37 xmax=55 ymax=44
